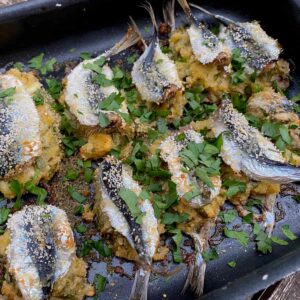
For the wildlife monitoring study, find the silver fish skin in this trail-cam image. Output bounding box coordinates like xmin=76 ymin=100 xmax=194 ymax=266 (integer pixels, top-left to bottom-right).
xmin=64 ymin=27 xmax=139 ymax=127
xmin=6 ymin=205 xmax=76 ymax=300
xmin=189 ymin=3 xmax=281 ymax=72
xmin=159 ymin=129 xmax=221 ymax=208
xmin=178 ymin=0 xmax=229 ymax=64
xmin=213 ymin=98 xmax=300 ymax=183
xmin=95 ymin=156 xmax=159 ymax=300
xmin=219 ymin=21 xmax=281 ymax=73
xmin=131 ymin=3 xmax=182 ymax=103
xmin=0 ymin=74 xmax=41 ymax=178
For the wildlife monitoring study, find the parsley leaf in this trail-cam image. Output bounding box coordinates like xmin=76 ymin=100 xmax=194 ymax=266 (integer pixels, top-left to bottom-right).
xmin=223 ymin=179 xmax=246 ymax=197
xmin=24 ymin=181 xmax=47 ymax=205
xmin=161 ymin=212 xmax=189 ymax=225
xmin=127 ymin=53 xmax=139 ymax=64
xmin=253 ymin=224 xmax=272 ymax=254
xmin=228 ymin=261 xmax=236 ymax=268
xmin=28 ymin=53 xmax=56 ymax=75
xmin=118 ymin=188 xmax=143 ymax=220
xmin=75 ymin=223 xmax=87 ymax=234
xmin=99 ymin=112 xmax=110 ymax=128
xmin=219 ymin=209 xmax=237 ymax=223
xmin=67 ymin=186 xmax=86 ymax=203
xmin=169 ymin=228 xmax=183 ymax=263
xmin=281 ymin=224 xmax=297 ymax=241
xmin=99 ymin=92 xmax=124 ymax=111
xmin=80 ymin=52 xmax=92 ymax=60
xmin=13 ymin=62 xmax=24 ymax=71
xmin=94 ymin=274 xmax=107 ymax=297
xmin=0 ymin=207 xmax=10 ymax=225
xmin=271 ymin=236 xmax=289 ymax=246
xmin=46 ymin=78 xmax=63 ymax=100
xmin=93 ymin=239 xmax=112 ymax=257
xmin=202 ymin=248 xmax=219 ymax=262
xmin=9 ymin=180 xmax=22 ymax=210
xmin=32 ymin=89 xmax=44 ymax=106
xmin=65 ymin=169 xmax=79 ymax=181
xmin=157 ymin=118 xmax=168 ymax=134
xmin=224 ymin=227 xmax=249 ymax=246
xmin=0 ymin=87 xmax=16 ymax=100
xmin=231 ymin=48 xmax=245 ymax=70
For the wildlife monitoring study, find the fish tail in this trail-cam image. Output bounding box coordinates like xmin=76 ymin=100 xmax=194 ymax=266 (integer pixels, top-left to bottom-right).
xmin=129 ymin=16 xmax=147 ymax=48
xmin=108 ymin=25 xmax=141 ymax=57
xmin=140 ymin=1 xmax=159 ymax=35
xmin=189 ymin=3 xmax=233 ymax=25
xmin=130 ymin=268 xmax=151 ymax=300
xmin=182 ymin=221 xmax=214 ymax=296
xmin=182 ymin=233 xmax=206 ymax=296
xmin=163 ymin=0 xmax=176 ymax=31
xmin=263 ymin=193 xmax=277 ymax=237
xmin=177 ymin=0 xmax=193 ymax=20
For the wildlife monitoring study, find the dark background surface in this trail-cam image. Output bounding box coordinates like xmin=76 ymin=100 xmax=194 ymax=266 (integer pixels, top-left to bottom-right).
xmin=0 ymin=0 xmax=300 ymax=299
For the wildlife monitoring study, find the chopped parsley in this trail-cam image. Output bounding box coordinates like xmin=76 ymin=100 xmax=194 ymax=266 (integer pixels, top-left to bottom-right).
xmin=231 ymin=93 xmax=247 ymax=113
xmin=179 ymin=84 xmax=216 ymax=126
xmin=219 ymin=209 xmax=237 ymax=223
xmin=230 ymin=49 xmax=246 ymax=85
xmin=99 ymin=112 xmax=110 ymax=128
xmin=224 ymin=227 xmax=249 ymax=246
xmin=9 ymin=180 xmax=22 ymax=210
xmin=161 ymin=212 xmax=189 ymax=225
xmin=281 ymin=224 xmax=297 ymax=240
xmin=28 ymin=53 xmax=56 ymax=75
xmin=261 ymin=122 xmax=292 ymax=150
xmin=79 ymin=239 xmax=111 ymax=257
xmin=75 ymin=223 xmax=87 ymax=234
xmin=46 ymin=78 xmax=63 ymax=100
xmin=0 ymin=87 xmax=16 ymax=104
xmin=0 ymin=207 xmax=10 ymax=225
xmin=94 ymin=274 xmax=107 ymax=298
xmin=24 ymin=181 xmax=47 ymax=205
xmin=202 ymin=248 xmax=219 ymax=262
xmin=118 ymin=188 xmax=144 ymax=222
xmin=227 ymin=261 xmax=236 ymax=268
xmin=13 ymin=61 xmax=24 ymax=71
xmin=32 ymin=89 xmax=44 ymax=106
xmin=127 ymin=53 xmax=139 ymax=64
xmin=65 ymin=169 xmax=79 ymax=181
xmin=271 ymin=236 xmax=289 ymax=246
xmin=80 ymin=52 xmax=92 ymax=60
xmin=223 ymin=179 xmax=247 ymax=198
xmin=253 ymin=224 xmax=272 ymax=254
xmin=67 ymin=186 xmax=86 ymax=203
xmin=169 ymin=228 xmax=183 ymax=263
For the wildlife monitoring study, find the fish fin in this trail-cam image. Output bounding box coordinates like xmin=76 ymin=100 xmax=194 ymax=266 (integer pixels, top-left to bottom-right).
xmin=178 ymin=0 xmax=198 ymax=25
xmin=263 ymin=193 xmax=277 ymax=237
xmin=107 ymin=25 xmax=141 ymax=57
xmin=130 ymin=268 xmax=151 ymax=300
xmin=182 ymin=233 xmax=206 ymax=296
xmin=129 ymin=16 xmax=147 ymax=48
xmin=163 ymin=0 xmax=176 ymax=31
xmin=182 ymin=221 xmax=214 ymax=297
xmin=140 ymin=1 xmax=159 ymax=35
xmin=189 ymin=3 xmax=233 ymax=26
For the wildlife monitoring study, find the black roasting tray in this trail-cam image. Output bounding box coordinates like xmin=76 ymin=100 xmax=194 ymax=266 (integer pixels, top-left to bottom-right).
xmin=1 ymin=0 xmax=300 ymax=299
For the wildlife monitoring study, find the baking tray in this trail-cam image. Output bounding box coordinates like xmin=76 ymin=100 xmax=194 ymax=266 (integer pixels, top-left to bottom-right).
xmin=0 ymin=0 xmax=300 ymax=299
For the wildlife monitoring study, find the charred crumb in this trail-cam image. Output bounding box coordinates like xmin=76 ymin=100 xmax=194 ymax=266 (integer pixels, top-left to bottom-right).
xmin=183 ymin=252 xmax=195 ymax=264
xmin=275 ymin=202 xmax=285 ymax=222
xmin=64 ymin=60 xmax=80 ymax=76
xmin=113 ymin=266 xmax=124 ymax=276
xmin=159 ymin=23 xmax=171 ymax=36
